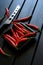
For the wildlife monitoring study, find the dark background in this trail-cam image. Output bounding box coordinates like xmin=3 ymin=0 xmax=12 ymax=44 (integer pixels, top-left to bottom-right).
xmin=0 ymin=0 xmax=43 ymax=65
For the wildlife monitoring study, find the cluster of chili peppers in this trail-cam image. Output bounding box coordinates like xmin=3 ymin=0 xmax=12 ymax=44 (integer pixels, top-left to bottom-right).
xmin=0 ymin=7 xmax=40 ymax=56
xmin=3 ymin=20 xmax=40 ymax=49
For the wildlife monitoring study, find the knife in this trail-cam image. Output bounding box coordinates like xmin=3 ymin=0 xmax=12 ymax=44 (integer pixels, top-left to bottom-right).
xmin=0 ymin=5 xmax=21 ymax=34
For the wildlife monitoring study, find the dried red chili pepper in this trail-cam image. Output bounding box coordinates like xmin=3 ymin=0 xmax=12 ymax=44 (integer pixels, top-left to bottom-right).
xmin=27 ymin=24 xmax=40 ymax=32
xmin=5 ymin=8 xmax=10 ymax=18
xmin=5 ymin=34 xmax=16 ymax=44
xmin=13 ymin=24 xmax=24 ymax=33
xmin=0 ymin=48 xmax=11 ymax=56
xmin=16 ymin=32 xmax=19 ymax=38
xmin=16 ymin=23 xmax=25 ymax=29
xmin=20 ymin=32 xmax=36 ymax=39
xmin=13 ymin=23 xmax=31 ymax=34
xmin=3 ymin=34 xmax=17 ymax=47
xmin=16 ymin=23 xmax=31 ymax=34
xmin=17 ymin=38 xmax=28 ymax=45
xmin=11 ymin=29 xmax=18 ymax=41
xmin=12 ymin=16 xmax=31 ymax=23
xmin=16 ymin=30 xmax=24 ymax=37
xmin=22 ymin=28 xmax=31 ymax=34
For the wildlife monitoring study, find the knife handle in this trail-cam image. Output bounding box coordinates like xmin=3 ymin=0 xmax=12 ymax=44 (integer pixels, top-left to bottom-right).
xmin=0 ymin=24 xmax=10 ymax=35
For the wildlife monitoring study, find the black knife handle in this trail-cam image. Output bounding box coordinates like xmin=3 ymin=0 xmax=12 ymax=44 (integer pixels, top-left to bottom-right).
xmin=0 ymin=24 xmax=10 ymax=35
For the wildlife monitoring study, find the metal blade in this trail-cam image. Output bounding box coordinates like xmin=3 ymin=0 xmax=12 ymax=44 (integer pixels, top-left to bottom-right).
xmin=5 ymin=5 xmax=21 ymax=24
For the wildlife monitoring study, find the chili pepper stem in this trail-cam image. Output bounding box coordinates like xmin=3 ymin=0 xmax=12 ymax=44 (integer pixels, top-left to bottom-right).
xmin=4 ymin=53 xmax=11 ymax=57
xmin=0 ymin=48 xmax=11 ymax=57
xmin=13 ymin=45 xmax=19 ymax=50
xmin=27 ymin=37 xmax=35 ymax=39
xmin=36 ymin=29 xmax=41 ymax=32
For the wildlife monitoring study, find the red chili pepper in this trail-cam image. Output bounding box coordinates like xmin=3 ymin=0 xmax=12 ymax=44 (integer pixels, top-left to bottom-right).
xmin=17 ymin=38 xmax=28 ymax=45
xmin=11 ymin=29 xmax=18 ymax=41
xmin=12 ymin=16 xmax=31 ymax=22
xmin=3 ymin=34 xmax=17 ymax=47
xmin=16 ymin=30 xmax=24 ymax=37
xmin=20 ymin=32 xmax=36 ymax=39
xmin=13 ymin=23 xmax=32 ymax=34
xmin=0 ymin=48 xmax=11 ymax=56
xmin=16 ymin=23 xmax=25 ymax=29
xmin=16 ymin=32 xmax=19 ymax=38
xmin=13 ymin=24 xmax=24 ymax=33
xmin=27 ymin=24 xmax=40 ymax=31
xmin=23 ymin=28 xmax=31 ymax=34
xmin=5 ymin=8 xmax=10 ymax=18
xmin=5 ymin=34 xmax=16 ymax=44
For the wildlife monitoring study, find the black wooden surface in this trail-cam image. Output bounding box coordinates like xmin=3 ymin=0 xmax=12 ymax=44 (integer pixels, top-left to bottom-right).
xmin=0 ymin=0 xmax=43 ymax=65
